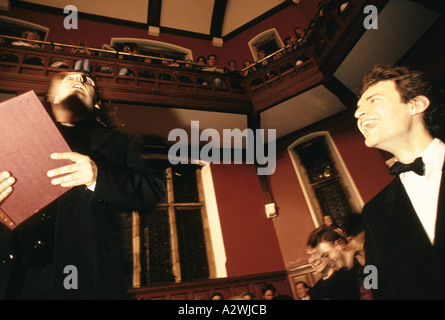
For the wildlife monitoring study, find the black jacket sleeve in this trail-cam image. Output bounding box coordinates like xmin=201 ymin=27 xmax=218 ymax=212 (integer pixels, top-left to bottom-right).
xmin=89 ymin=129 xmax=165 ymax=212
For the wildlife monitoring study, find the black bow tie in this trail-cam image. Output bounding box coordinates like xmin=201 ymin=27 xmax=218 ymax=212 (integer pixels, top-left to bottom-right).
xmin=390 ymin=157 xmax=425 ymax=176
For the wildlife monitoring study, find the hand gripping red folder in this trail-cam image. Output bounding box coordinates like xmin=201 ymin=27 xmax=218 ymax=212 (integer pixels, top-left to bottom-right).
xmin=0 ymin=91 xmax=72 ymax=229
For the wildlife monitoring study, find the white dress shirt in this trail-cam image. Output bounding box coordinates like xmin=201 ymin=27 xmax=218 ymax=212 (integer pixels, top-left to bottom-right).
xmin=399 ymin=138 xmax=445 ymax=244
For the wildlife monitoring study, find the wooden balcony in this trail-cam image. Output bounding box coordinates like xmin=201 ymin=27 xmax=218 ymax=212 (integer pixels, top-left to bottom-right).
xmin=0 ymin=0 xmax=382 ymax=117
xmin=0 ymin=44 xmax=249 ymax=114
xmin=0 ymin=43 xmax=324 ymax=115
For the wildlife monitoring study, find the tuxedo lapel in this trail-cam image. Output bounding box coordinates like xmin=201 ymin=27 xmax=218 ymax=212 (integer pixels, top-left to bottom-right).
xmin=383 ymin=178 xmax=432 ymax=264
xmin=431 ymin=158 xmax=445 ymax=298
xmin=434 ymin=159 xmax=445 ymax=244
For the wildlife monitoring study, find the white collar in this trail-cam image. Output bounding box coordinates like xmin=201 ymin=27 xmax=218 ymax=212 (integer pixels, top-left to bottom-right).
xmin=420 ymin=138 xmax=445 ymax=171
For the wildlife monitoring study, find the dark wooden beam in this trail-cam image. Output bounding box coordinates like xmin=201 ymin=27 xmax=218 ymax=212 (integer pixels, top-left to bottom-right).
xmin=148 ymin=0 xmax=162 ymax=26
xmin=210 ymin=0 xmax=227 ymax=38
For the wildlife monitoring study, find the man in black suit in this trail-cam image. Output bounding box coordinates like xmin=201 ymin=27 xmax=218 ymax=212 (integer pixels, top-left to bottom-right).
xmin=0 ymin=71 xmax=164 ymax=299
xmin=355 ymin=65 xmax=445 ymax=299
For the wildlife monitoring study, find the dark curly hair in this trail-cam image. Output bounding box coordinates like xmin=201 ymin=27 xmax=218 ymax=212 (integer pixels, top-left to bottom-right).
xmin=306 ymin=226 xmax=342 ymax=249
xmin=356 ymin=64 xmax=445 ymax=141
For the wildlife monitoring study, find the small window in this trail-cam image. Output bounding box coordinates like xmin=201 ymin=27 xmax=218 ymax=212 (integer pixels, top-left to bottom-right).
xmin=288 ymin=132 xmax=363 ymax=227
xmin=248 ymin=28 xmax=284 ymax=61
xmin=0 ymin=16 xmax=48 ymax=43
xmin=110 ymin=38 xmax=193 ymax=63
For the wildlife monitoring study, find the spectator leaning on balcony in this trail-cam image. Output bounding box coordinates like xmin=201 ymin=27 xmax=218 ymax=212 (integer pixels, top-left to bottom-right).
xmin=242 ymin=60 xmax=256 ymax=76
xmin=11 ymin=30 xmax=43 ymax=65
xmin=195 ymin=55 xmax=210 ymax=86
xmin=72 ymin=40 xmax=92 ymax=73
xmin=118 ymin=42 xmax=139 ymax=76
xmin=256 ymin=49 xmax=276 ymax=80
xmin=292 ymin=27 xmax=307 ymax=49
xmin=202 ymin=54 xmax=224 ymax=87
xmin=226 ymin=59 xmax=243 ymax=90
xmin=11 ymin=30 xmax=41 ymax=49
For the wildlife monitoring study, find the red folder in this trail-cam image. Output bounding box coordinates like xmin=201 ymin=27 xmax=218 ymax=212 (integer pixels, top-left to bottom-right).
xmin=0 ymin=91 xmax=72 ymax=229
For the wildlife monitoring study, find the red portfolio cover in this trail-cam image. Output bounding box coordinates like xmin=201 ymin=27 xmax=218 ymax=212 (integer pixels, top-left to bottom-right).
xmin=0 ymin=91 xmax=72 ymax=229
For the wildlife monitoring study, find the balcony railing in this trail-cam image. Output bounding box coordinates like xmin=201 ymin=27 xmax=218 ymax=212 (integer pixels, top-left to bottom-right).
xmin=0 ymin=36 xmax=322 ymax=114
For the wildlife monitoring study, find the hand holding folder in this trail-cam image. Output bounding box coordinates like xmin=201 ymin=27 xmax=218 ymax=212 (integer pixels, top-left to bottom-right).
xmin=0 ymin=91 xmax=73 ymax=229
xmin=0 ymin=171 xmax=15 ymax=203
xmin=47 ymin=151 xmax=97 ymax=188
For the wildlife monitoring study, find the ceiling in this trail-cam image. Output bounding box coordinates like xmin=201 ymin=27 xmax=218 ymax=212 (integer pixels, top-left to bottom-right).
xmin=12 ymin=0 xmax=444 ymax=147
xmin=22 ymin=0 xmax=293 ymax=39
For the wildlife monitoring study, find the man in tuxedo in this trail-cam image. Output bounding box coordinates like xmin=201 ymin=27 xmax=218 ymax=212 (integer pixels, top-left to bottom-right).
xmin=0 ymin=71 xmax=164 ymax=299
xmin=355 ymin=65 xmax=445 ymax=299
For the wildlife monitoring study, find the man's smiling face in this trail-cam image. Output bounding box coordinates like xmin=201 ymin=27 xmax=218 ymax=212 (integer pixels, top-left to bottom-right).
xmin=355 ymin=80 xmax=413 ymax=152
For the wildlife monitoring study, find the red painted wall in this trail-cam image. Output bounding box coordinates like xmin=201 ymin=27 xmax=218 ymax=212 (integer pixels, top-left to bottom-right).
xmin=2 ymin=5 xmax=222 ymax=62
xmin=209 ymin=163 xmax=285 ymax=277
xmin=268 ymin=151 xmax=316 ymax=268
xmin=221 ymin=3 xmax=314 ymax=67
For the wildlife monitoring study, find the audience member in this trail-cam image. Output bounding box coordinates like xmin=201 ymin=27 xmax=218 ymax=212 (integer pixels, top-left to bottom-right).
xmin=292 ymin=27 xmax=306 ymax=48
xmin=226 ymin=60 xmax=240 ymax=77
xmin=202 ymin=54 xmax=224 ymax=87
xmin=261 ymin=283 xmax=276 ymax=300
xmin=11 ymin=30 xmax=41 ymax=49
xmin=310 ymin=226 xmax=354 ymax=271
xmin=339 ymin=214 xmax=371 ymax=300
xmin=355 ymin=64 xmax=445 ymax=299
xmin=176 ymin=59 xmax=194 ymax=83
xmin=306 ymin=227 xmax=361 ymax=300
xmin=195 ymin=56 xmax=207 ymax=67
xmin=295 ymin=281 xmax=311 ymax=300
xmin=242 ymin=60 xmax=256 ymax=76
xmin=257 ymin=49 xmax=268 ymax=67
xmin=211 ymin=292 xmax=224 ymax=300
xmin=72 ymin=40 xmax=92 ymax=73
xmin=195 ymin=56 xmax=210 ymax=86
xmin=241 ymin=292 xmax=255 ymax=300
xmin=283 ymin=36 xmax=293 ymax=53
xmin=322 ymin=214 xmax=336 ymax=227
xmin=182 ymin=59 xmax=194 ymax=69
xmin=340 ymin=213 xmax=365 ymax=267
xmin=273 ymin=49 xmax=284 ymax=61
xmin=307 ymin=241 xmax=334 ymax=279
xmin=159 ymin=59 xmax=179 ymax=81
xmin=98 ymin=43 xmax=118 ymax=58
xmin=11 ymin=30 xmax=44 ymax=65
xmin=242 ymin=60 xmax=263 ymax=87
xmin=226 ymin=59 xmax=243 ymax=90
xmin=256 ymin=49 xmax=276 ymax=80
xmin=118 ymin=42 xmax=138 ymax=76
